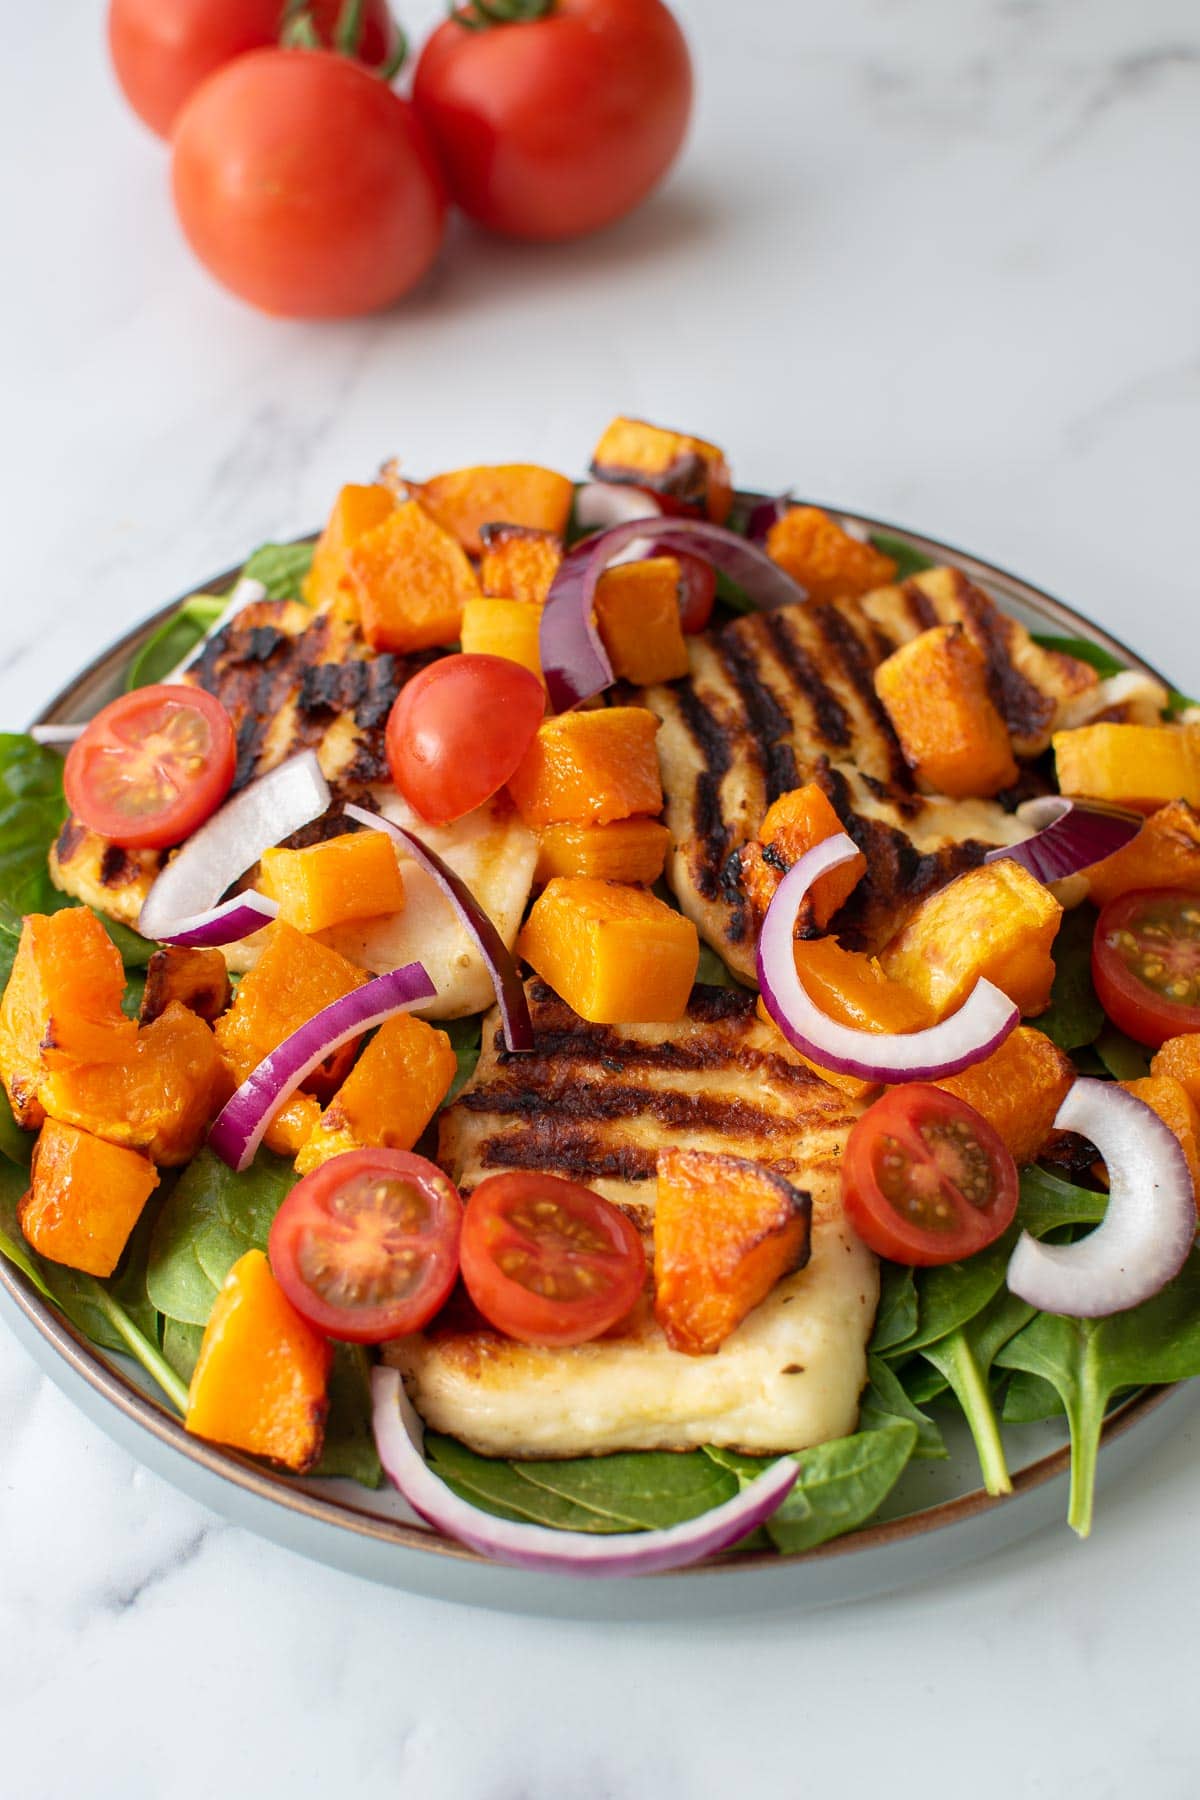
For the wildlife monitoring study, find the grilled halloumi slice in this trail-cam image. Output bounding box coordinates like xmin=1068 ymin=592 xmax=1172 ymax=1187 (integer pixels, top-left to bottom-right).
xmin=639 ymin=567 xmax=1100 ymax=975
xmin=386 ymin=983 xmax=878 ymax=1457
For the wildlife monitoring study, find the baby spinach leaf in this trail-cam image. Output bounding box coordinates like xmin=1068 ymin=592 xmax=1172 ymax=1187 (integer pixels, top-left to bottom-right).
xmin=1001 ymin=1368 xmax=1065 ymax=1423
xmin=870 ymin=532 xmax=934 ymax=581
xmin=240 ymin=541 xmax=315 ymax=602
xmin=763 ymin=1423 xmax=919 ymax=1554
xmin=0 ymin=1089 xmax=32 ymax=1167
xmin=1016 ymin=1165 xmax=1108 ymax=1239
xmin=162 ymin=1316 xmax=205 ymax=1383
xmin=1095 ymin=1024 xmax=1152 ymax=1082
xmin=0 ymin=733 xmax=71 ymax=976
xmin=996 ymin=1245 xmax=1200 ymax=1535
xmin=427 ymin=1434 xmax=739 ymax=1533
xmin=441 ymin=1016 xmax=483 ymax=1105
xmin=858 ymin=1353 xmax=947 ymax=1459
xmin=1032 ymin=635 xmax=1127 ymax=680
xmin=870 ymin=1261 xmax=918 ymax=1357
xmin=124 ymin=594 xmax=227 ymax=691
xmin=696 ymin=942 xmax=740 ymax=989
xmin=1036 ymin=904 xmax=1104 ymax=1050
xmin=98 ymin=916 xmax=157 ymax=969
xmin=147 ymin=1148 xmax=295 ymax=1325
xmin=315 ymin=1345 xmax=383 ymax=1487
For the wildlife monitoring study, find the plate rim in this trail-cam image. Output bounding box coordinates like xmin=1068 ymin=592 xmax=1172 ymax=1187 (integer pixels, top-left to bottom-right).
xmin=3 ymin=503 xmax=1178 ymax=1586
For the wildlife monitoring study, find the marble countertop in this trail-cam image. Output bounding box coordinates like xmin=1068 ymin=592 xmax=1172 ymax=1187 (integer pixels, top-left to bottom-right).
xmin=4 ymin=1 xmax=1200 ymax=1794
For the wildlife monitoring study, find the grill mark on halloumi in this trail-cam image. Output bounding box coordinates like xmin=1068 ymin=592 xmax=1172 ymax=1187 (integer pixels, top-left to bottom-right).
xmin=713 ymin=634 xmax=800 ymax=805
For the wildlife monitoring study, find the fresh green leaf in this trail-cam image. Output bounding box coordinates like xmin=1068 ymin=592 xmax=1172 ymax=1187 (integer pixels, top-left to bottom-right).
xmin=240 ymin=541 xmax=315 ymax=602
xmin=858 ymin=1354 xmax=947 ymax=1459
xmin=1071 ymin=1044 xmax=1108 ymax=1077
xmin=898 ymin=1359 xmax=949 ymax=1406
xmin=124 ymin=594 xmax=227 ymax=691
xmin=891 ymin=1233 xmax=1015 ymax=1362
xmin=1015 ymin=1165 xmax=1108 ymax=1239
xmin=314 ymin=1345 xmax=383 ymax=1486
xmin=1001 ymin=1368 xmax=1065 ymax=1422
xmin=871 ymin=1261 xmax=918 ymax=1357
xmin=870 ymin=532 xmax=934 ymax=581
xmin=0 ymin=733 xmax=71 ymax=979
xmin=441 ymin=1016 xmax=483 ymax=1105
xmin=105 ymin=1194 xmax=165 ymax=1344
xmin=696 ymin=942 xmax=740 ymax=989
xmin=97 ymin=915 xmax=157 ymax=969
xmin=1095 ymin=1023 xmax=1152 ymax=1082
xmin=0 ymin=1088 xmax=32 ymax=1167
xmin=0 ymin=1160 xmax=53 ymax=1296
xmin=996 ymin=1245 xmax=1200 ymax=1534
xmin=1032 ymin=635 xmax=1127 ymax=680
xmin=714 ymin=569 xmax=756 ymax=616
xmin=1036 ymin=904 xmax=1104 ymax=1050
xmin=147 ymin=1148 xmax=295 ymax=1326
xmin=764 ymin=1424 xmax=919 ymax=1554
xmin=427 ymin=1435 xmax=738 ymax=1532
xmin=162 ymin=1316 xmax=205 ymax=1384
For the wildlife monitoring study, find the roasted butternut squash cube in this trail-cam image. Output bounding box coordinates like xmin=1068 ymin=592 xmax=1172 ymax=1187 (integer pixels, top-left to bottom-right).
xmin=410 ymin=465 xmax=574 ymax=557
xmin=792 ymin=935 xmax=934 ymax=1033
xmin=1086 ymin=800 xmax=1200 ymax=906
xmin=764 ymin=506 xmax=897 ymax=603
xmin=506 ymin=707 xmax=663 ymax=827
xmin=930 ymin=1025 xmax=1074 ymax=1167
xmin=139 ymin=946 xmax=231 ymax=1027
xmin=214 ymin=923 xmax=367 ymax=1156
xmin=19 ymin=1119 xmax=159 ymax=1277
xmin=518 ymin=879 xmax=698 ymax=1024
xmin=1054 ymin=722 xmax=1200 ymax=814
xmin=874 ymin=625 xmax=1018 ymax=798
xmin=593 ymin=558 xmax=690 ymax=684
xmin=460 ymin=597 xmax=544 ymax=683
xmin=346 ymin=500 xmax=480 ymax=653
xmin=879 ymin=861 xmax=1062 ymax=1019
xmin=739 ymin=782 xmax=866 ymax=929
xmin=590 ymin=418 xmax=732 ymax=524
xmin=0 ymin=909 xmax=136 ymax=1128
xmin=1151 ymin=1034 xmax=1200 ymax=1109
xmin=39 ymin=1001 xmax=229 ymax=1166
xmin=533 ymin=818 xmax=671 ymax=886
xmin=479 ymin=523 xmax=563 ymax=605
xmin=653 ymin=1148 xmax=811 ymax=1356
xmin=260 ymin=831 xmax=405 ymax=935
xmin=303 ymin=483 xmax=396 ymax=613
xmin=1120 ymin=1075 xmax=1200 ymax=1199
xmin=295 ymin=1012 xmax=457 ymax=1173
xmin=186 ymin=1249 xmax=331 ymax=1472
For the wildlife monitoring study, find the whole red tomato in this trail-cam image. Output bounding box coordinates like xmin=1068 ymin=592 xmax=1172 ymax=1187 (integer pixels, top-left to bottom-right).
xmin=108 ymin=0 xmax=400 ymax=139
xmin=412 ymin=0 xmax=693 ymax=241
xmin=171 ymin=49 xmax=446 ymax=317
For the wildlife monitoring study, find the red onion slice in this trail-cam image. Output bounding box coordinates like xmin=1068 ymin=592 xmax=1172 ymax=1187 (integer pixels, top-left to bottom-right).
xmin=985 ymin=797 xmax=1141 ymax=886
xmin=756 ymin=833 xmax=1019 ymax=1081
xmin=138 ymin=751 xmax=330 ymax=945
xmin=30 ymin=723 xmax=85 ymax=748
xmin=345 ymin=804 xmax=533 ymax=1053
xmin=156 ymin=892 xmax=279 ymax=948
xmin=573 ymin=481 xmax=664 ymax=566
xmin=540 ymin=518 xmax=806 ymax=712
xmin=1007 ymin=1078 xmax=1196 ymax=1317
xmin=209 ymin=961 xmax=437 ymax=1172
xmin=743 ymin=492 xmax=793 ymax=543
xmin=371 ymin=1368 xmax=798 ymax=1576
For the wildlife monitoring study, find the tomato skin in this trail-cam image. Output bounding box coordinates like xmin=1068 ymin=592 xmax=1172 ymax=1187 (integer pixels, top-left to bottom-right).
xmin=386 ymin=653 xmax=545 ymax=827
xmin=64 ymin=684 xmax=236 ymax=850
xmin=268 ymin=1149 xmax=463 ymax=1343
xmin=460 ymin=1172 xmax=646 ymax=1346
xmin=171 ymin=51 xmax=446 ymax=319
xmin=673 ymin=552 xmax=717 ymax=633
xmin=1092 ymin=889 xmax=1200 ymax=1048
xmin=108 ymin=0 xmax=399 ymax=140
xmin=412 ymin=0 xmax=693 ymax=241
xmin=842 ymin=1085 xmax=1019 ymax=1267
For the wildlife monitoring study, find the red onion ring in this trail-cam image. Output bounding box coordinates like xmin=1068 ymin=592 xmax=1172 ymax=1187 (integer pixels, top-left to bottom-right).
xmin=138 ymin=751 xmax=330 ymax=947
xmin=1007 ymin=1078 xmax=1196 ymax=1317
xmin=370 ymin=1368 xmax=798 ymax=1576
xmin=755 ymin=833 xmax=1019 ymax=1081
xmin=572 ymin=481 xmax=664 ymax=565
xmin=984 ymin=797 xmax=1141 ymax=886
xmin=345 ymin=804 xmax=533 ymax=1053
xmin=156 ymin=892 xmax=279 ymax=949
xmin=540 ymin=518 xmax=806 ymax=712
xmin=209 ymin=961 xmax=437 ymax=1172
xmin=743 ymin=492 xmax=793 ymax=543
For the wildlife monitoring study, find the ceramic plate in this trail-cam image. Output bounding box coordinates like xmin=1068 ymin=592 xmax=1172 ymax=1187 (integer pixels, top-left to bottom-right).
xmin=1 ymin=508 xmax=1191 ymax=1621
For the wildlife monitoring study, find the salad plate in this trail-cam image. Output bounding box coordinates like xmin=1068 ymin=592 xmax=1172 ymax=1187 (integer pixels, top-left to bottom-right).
xmin=0 ymin=501 xmax=1194 ymax=1621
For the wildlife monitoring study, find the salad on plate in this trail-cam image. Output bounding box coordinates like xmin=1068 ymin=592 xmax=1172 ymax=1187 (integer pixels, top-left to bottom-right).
xmin=4 ymin=415 xmax=1200 ymax=1575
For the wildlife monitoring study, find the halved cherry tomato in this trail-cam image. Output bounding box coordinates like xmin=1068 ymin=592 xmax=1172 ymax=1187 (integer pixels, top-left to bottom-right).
xmin=386 ymin=653 xmax=545 ymax=827
xmin=268 ymin=1149 xmax=463 ymax=1343
xmin=841 ymin=1085 xmax=1019 ymax=1266
xmin=460 ymin=1172 xmax=646 ymax=1347
xmin=674 ymin=552 xmax=716 ymax=633
xmin=63 ymin=684 xmax=236 ymax=850
xmin=1092 ymin=889 xmax=1200 ymax=1048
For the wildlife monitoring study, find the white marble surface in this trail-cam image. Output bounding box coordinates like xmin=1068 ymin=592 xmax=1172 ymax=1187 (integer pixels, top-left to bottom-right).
xmin=3 ymin=0 xmax=1200 ymax=1793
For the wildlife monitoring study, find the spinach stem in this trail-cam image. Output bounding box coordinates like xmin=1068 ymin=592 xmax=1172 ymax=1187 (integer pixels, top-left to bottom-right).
xmin=90 ymin=1283 xmax=190 ymax=1417
xmin=939 ymin=1328 xmax=1012 ymax=1497
xmin=1066 ymin=1390 xmax=1103 ymax=1538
